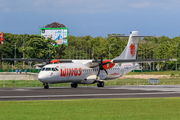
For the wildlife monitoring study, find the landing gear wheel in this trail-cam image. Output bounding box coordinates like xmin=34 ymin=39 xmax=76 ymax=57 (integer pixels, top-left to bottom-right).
xmin=44 ymin=83 xmax=49 ymax=89
xmin=97 ymin=81 xmax=104 ymax=87
xmin=71 ymin=83 xmax=78 ymax=88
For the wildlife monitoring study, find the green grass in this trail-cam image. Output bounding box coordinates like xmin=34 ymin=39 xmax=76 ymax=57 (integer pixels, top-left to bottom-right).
xmin=0 ymin=98 xmax=180 ymax=120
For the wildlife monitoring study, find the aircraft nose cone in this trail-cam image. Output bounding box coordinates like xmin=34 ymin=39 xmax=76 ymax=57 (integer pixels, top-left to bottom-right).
xmin=38 ymin=73 xmax=46 ymax=82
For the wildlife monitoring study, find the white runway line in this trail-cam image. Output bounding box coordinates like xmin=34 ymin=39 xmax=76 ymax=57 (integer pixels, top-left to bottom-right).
xmin=0 ymin=91 xmax=180 ymax=99
xmin=109 ymin=85 xmax=180 ymax=92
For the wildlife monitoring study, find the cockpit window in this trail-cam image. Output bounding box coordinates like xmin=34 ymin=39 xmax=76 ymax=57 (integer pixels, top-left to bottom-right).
xmin=41 ymin=68 xmax=45 ymax=71
xmin=45 ymin=68 xmax=51 ymax=71
xmin=43 ymin=68 xmax=58 ymax=71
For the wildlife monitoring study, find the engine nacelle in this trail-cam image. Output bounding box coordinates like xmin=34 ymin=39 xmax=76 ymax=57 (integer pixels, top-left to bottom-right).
xmin=50 ymin=60 xmax=60 ymax=64
xmin=78 ymin=75 xmax=97 ymax=84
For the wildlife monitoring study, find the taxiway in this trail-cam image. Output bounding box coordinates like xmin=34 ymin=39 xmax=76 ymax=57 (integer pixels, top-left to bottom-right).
xmin=0 ymin=85 xmax=180 ymax=101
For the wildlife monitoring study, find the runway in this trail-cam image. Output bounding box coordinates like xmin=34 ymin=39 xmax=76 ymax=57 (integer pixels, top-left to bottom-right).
xmin=1 ymin=85 xmax=180 ymax=101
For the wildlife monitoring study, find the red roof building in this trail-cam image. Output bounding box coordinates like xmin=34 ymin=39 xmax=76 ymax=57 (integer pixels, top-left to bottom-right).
xmin=0 ymin=32 xmax=4 ymax=45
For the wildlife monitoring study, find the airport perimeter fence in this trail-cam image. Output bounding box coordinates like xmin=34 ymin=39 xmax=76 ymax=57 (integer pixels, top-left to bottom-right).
xmin=0 ymin=69 xmax=41 ymax=73
xmin=132 ymin=70 xmax=167 ymax=72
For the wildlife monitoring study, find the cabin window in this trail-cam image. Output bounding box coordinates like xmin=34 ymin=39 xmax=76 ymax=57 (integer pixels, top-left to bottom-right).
xmin=52 ymin=68 xmax=55 ymax=71
xmin=55 ymin=68 xmax=59 ymax=71
xmin=41 ymin=68 xmax=45 ymax=71
xmin=45 ymin=68 xmax=51 ymax=71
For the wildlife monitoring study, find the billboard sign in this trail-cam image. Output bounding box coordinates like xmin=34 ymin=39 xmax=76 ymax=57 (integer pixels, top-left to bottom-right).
xmin=0 ymin=32 xmax=4 ymax=45
xmin=40 ymin=28 xmax=68 ymax=47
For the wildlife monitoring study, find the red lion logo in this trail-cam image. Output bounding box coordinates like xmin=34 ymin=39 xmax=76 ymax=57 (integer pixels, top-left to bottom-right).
xmin=130 ymin=44 xmax=136 ymax=57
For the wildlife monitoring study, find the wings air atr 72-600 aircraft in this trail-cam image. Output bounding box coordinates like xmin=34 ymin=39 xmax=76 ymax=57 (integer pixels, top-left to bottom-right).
xmin=37 ymin=31 xmax=169 ymax=89
xmin=2 ymin=31 xmax=169 ymax=89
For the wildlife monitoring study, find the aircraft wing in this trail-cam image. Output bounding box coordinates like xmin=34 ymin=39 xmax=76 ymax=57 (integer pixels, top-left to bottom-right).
xmin=2 ymin=58 xmax=45 ymax=62
xmin=2 ymin=58 xmax=72 ymax=63
xmin=3 ymin=58 xmax=174 ymax=64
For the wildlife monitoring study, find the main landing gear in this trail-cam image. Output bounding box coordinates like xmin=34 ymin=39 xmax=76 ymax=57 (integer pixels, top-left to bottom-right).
xmin=97 ymin=81 xmax=104 ymax=87
xmin=71 ymin=83 xmax=78 ymax=88
xmin=43 ymin=83 xmax=49 ymax=89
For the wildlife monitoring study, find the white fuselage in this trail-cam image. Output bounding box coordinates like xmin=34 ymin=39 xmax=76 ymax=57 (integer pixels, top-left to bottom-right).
xmin=38 ymin=61 xmax=139 ymax=84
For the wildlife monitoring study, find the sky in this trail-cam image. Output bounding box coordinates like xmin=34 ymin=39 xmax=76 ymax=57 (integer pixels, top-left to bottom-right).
xmin=0 ymin=0 xmax=180 ymax=38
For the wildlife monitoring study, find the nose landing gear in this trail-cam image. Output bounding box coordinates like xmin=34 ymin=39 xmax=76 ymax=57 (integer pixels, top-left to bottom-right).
xmin=97 ymin=81 xmax=104 ymax=87
xmin=71 ymin=83 xmax=78 ymax=88
xmin=43 ymin=83 xmax=49 ymax=89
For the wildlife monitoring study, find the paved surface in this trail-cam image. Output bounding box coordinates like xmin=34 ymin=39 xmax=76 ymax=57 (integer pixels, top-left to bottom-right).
xmin=1 ymin=85 xmax=180 ymax=101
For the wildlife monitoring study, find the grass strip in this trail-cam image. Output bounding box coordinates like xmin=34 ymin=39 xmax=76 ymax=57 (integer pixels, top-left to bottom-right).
xmin=0 ymin=98 xmax=180 ymax=120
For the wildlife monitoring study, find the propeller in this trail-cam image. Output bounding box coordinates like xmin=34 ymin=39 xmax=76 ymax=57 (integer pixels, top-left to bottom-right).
xmin=90 ymin=51 xmax=111 ymax=79
xmin=36 ymin=53 xmax=52 ymax=67
xmin=43 ymin=52 xmax=52 ymax=64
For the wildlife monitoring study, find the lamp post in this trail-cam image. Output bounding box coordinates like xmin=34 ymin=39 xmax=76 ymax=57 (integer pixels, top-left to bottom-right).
xmin=76 ymin=48 xmax=77 ymax=59
xmin=167 ymin=41 xmax=170 ymax=70
xmin=23 ymin=35 xmax=25 ymax=69
xmin=176 ymin=43 xmax=179 ymax=71
xmin=14 ymin=43 xmax=16 ymax=66
xmin=109 ymin=43 xmax=115 ymax=59
xmin=73 ymin=47 xmax=74 ymax=59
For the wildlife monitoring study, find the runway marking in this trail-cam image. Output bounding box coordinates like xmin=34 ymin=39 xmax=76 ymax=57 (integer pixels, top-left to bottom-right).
xmin=109 ymin=87 xmax=180 ymax=92
xmin=0 ymin=91 xmax=180 ymax=99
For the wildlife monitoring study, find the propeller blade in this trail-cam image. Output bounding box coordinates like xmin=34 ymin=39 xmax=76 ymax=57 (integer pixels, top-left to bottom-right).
xmin=92 ymin=53 xmax=97 ymax=61
xmin=42 ymin=56 xmax=47 ymax=63
xmin=48 ymin=54 xmax=52 ymax=64
xmin=102 ymin=67 xmax=109 ymax=77
xmin=100 ymin=51 xmax=105 ymax=63
xmin=96 ymin=68 xmax=101 ymax=79
xmin=102 ymin=51 xmax=105 ymax=56
xmin=102 ymin=62 xmax=111 ymax=66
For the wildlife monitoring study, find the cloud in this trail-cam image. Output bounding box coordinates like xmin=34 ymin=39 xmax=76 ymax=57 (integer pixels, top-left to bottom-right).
xmin=0 ymin=0 xmax=180 ymax=14
xmin=2 ymin=8 xmax=10 ymax=13
xmin=129 ymin=1 xmax=152 ymax=9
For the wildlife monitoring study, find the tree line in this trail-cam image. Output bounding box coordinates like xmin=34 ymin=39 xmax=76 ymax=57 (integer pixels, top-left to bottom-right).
xmin=0 ymin=33 xmax=180 ymax=70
